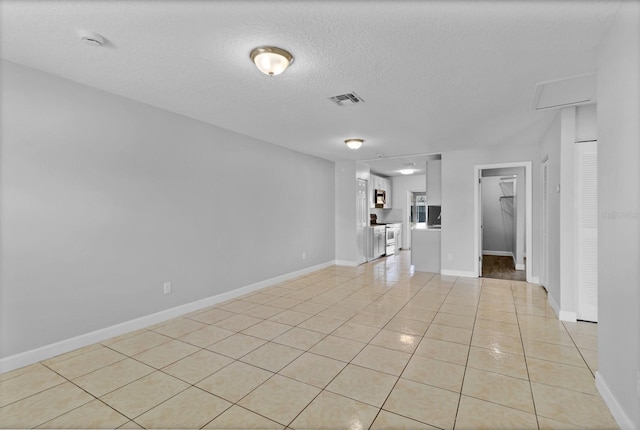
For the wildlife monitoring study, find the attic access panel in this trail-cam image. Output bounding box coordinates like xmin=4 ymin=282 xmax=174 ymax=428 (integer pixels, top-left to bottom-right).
xmin=532 ymin=74 xmax=596 ymax=110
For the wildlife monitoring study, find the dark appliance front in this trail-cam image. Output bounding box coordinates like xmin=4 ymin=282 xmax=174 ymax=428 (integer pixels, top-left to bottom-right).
xmin=375 ymin=189 xmax=386 ymax=208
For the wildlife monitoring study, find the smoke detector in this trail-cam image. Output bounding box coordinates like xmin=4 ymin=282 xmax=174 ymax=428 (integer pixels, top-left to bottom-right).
xmin=78 ymin=30 xmax=105 ymax=47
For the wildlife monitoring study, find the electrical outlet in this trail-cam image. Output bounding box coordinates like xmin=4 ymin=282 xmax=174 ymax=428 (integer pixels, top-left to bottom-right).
xmin=302 ymin=251 xmax=306 ymax=260
xmin=448 ymin=253 xmax=453 ymax=261
xmin=163 ymin=282 xmax=172 ymax=295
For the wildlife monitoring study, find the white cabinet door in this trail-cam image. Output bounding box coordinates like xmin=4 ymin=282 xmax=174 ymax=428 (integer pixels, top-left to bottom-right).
xmin=370 ymin=174 xmax=380 ymax=208
xmin=384 ymin=178 xmax=392 ymax=209
xmin=368 ymin=177 xmax=375 ymax=209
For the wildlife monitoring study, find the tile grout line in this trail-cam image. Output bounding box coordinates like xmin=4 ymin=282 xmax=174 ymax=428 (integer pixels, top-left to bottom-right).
xmin=367 ymin=271 xmax=465 ymax=429
xmin=276 ymin=256 xmax=433 ymax=427
xmin=451 ymin=276 xmax=483 ymax=430
xmin=512 ymin=279 xmax=542 ymax=430
xmin=197 ymin=266 xmax=388 ymax=428
xmin=285 ymin=256 xmax=428 ymax=428
xmin=5 ymin=254 xmax=599 ymax=429
xmin=562 ymin=320 xmax=598 ymax=378
xmin=36 ymin=360 xmax=129 ymax=428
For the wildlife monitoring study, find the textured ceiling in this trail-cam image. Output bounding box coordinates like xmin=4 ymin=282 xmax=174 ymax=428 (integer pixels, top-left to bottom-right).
xmin=0 ymin=1 xmax=621 ymax=162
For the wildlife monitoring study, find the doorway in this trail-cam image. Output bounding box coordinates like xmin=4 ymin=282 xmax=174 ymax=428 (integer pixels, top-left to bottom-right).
xmin=474 ymin=162 xmax=533 ymax=282
xmin=404 ymin=190 xmax=426 ymax=250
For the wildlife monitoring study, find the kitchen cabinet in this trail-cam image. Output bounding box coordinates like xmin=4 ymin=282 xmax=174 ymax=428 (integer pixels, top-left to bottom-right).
xmin=426 ymin=159 xmax=441 ymax=205
xmin=368 ymin=176 xmax=376 ymax=209
xmin=368 ymin=226 xmax=386 ymax=260
xmin=369 ymin=174 xmax=393 ymax=209
xmin=384 ymin=177 xmax=392 ymax=209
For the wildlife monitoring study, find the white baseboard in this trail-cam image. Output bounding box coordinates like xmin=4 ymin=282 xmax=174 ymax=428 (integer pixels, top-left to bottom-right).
xmin=441 ymin=269 xmax=477 ymax=278
xmin=595 ymin=372 xmax=638 ymax=430
xmin=547 ymin=293 xmax=560 ymax=317
xmin=528 ymin=276 xmax=539 ymax=284
xmin=482 ymin=250 xmax=514 ymax=257
xmin=0 ymin=260 xmax=335 ymax=374
xmin=334 ymin=259 xmax=358 ymax=267
xmin=515 ymin=263 xmax=525 ymax=270
xmin=559 ymin=310 xmax=577 ymax=322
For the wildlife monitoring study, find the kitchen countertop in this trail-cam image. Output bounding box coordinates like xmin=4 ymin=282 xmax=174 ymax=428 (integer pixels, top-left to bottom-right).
xmin=412 ymin=225 xmax=442 ymax=231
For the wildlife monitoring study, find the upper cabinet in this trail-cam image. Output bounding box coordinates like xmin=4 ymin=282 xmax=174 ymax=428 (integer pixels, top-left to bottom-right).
xmin=370 ymin=174 xmax=392 ymax=209
xmin=426 ymin=159 xmax=441 ymax=205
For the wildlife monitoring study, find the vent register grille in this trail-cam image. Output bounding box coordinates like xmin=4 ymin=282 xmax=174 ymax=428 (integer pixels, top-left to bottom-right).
xmin=328 ymin=92 xmax=364 ymax=106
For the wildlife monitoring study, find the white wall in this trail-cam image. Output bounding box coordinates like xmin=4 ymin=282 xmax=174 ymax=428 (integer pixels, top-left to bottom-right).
xmin=576 ymin=103 xmax=597 ymax=142
xmin=0 ymin=60 xmax=336 ymax=359
xmin=596 ymin=1 xmax=640 ymax=427
xmin=335 ymin=160 xmax=357 ymax=264
xmin=538 ymin=115 xmax=562 ymax=305
xmin=441 ymin=142 xmax=540 ymax=277
xmin=539 ymin=104 xmax=598 ymax=320
xmin=559 ymin=107 xmax=577 ymax=317
xmin=426 ymin=159 xmax=442 ymax=205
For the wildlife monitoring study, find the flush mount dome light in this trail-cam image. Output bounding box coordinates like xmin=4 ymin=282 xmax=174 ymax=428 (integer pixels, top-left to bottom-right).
xmin=250 ymin=46 xmax=293 ymax=76
xmin=345 ymin=138 xmax=364 ymax=150
xmin=399 ymin=169 xmax=415 ymax=175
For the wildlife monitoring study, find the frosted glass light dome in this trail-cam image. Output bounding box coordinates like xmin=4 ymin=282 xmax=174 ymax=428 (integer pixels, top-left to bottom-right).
xmin=250 ymin=46 xmax=293 ymax=76
xmin=345 ymin=139 xmax=364 ymax=150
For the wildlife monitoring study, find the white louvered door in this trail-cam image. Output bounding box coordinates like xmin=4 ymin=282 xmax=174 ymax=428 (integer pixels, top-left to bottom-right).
xmin=576 ymin=141 xmax=598 ymax=322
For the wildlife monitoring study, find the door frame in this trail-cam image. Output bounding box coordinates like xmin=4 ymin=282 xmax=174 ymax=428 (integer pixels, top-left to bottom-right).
xmin=356 ymin=178 xmax=368 ymax=265
xmin=474 ymin=161 xmax=533 ymax=282
xmin=541 ymin=156 xmax=549 ymax=287
xmin=405 ymin=189 xmax=426 ymax=250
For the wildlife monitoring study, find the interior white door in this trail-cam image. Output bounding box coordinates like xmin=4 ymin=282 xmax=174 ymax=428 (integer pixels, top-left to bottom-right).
xmin=356 ymin=179 xmax=368 ymax=265
xmin=576 ymin=141 xmax=598 ymax=322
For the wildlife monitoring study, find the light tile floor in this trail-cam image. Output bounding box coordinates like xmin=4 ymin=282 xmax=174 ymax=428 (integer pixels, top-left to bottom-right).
xmin=0 ymin=251 xmax=618 ymax=429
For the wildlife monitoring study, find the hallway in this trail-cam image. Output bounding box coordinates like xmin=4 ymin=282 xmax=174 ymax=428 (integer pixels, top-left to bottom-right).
xmin=482 ymin=254 xmax=527 ymax=281
xmin=0 ymin=251 xmax=613 ymax=429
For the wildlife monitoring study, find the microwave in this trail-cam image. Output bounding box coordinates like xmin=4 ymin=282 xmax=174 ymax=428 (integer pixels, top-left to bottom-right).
xmin=375 ymin=189 xmax=386 ymax=208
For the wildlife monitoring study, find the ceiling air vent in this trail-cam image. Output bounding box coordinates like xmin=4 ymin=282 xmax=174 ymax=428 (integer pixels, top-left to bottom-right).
xmin=328 ymin=92 xmax=364 ymax=106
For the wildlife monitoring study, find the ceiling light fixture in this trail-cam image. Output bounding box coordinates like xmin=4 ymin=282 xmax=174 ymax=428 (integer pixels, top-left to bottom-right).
xmin=250 ymin=46 xmax=293 ymax=76
xmin=345 ymin=138 xmax=364 ymax=150
xmin=399 ymin=169 xmax=415 ymax=175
